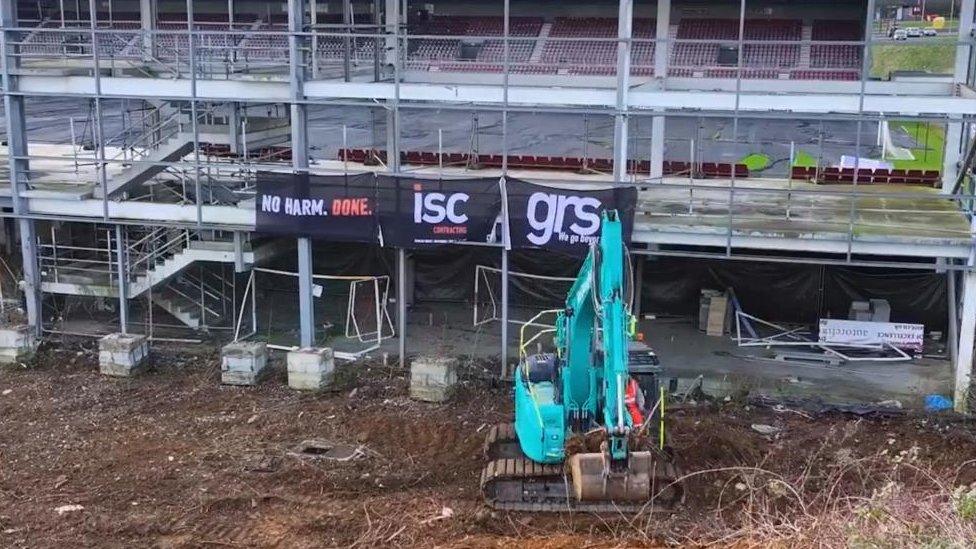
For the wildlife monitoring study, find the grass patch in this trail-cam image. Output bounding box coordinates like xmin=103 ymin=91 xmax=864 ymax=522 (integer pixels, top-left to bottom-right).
xmin=792 ymin=150 xmax=818 ymax=168
xmin=739 ymin=153 xmax=771 ymax=171
xmin=890 ymin=121 xmax=945 ymax=171
xmin=871 ymin=40 xmax=955 ymax=78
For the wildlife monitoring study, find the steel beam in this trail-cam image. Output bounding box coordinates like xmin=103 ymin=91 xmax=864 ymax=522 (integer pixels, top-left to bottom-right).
xmin=955 ymin=270 xmax=976 ymax=412
xmin=17 ymin=76 xmax=976 ymax=118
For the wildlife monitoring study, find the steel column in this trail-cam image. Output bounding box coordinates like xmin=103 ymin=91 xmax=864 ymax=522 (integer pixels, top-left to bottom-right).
xmin=649 ymin=0 xmax=670 ymax=179
xmin=397 ymin=248 xmax=406 ymax=367
xmin=612 ymin=0 xmax=634 ymax=183
xmin=650 ymin=117 xmax=665 ymax=179
xmin=343 ymin=0 xmax=353 ymax=82
xmin=955 ymin=0 xmax=975 ymax=81
xmin=500 ymin=247 xmax=510 ymax=377
xmin=944 ymin=120 xmax=964 ymax=191
xmin=297 ymin=237 xmax=315 ymax=347
xmin=949 ymin=268 xmax=959 ymax=370
xmin=290 ymin=0 xmax=315 ymax=347
xmin=385 ymin=0 xmax=400 ymax=172
xmin=2 ymin=1 xmax=42 ymax=334
xmin=115 ymin=225 xmax=129 ymax=334
xmin=140 ymin=0 xmax=155 ymax=61
xmin=955 ymin=270 xmax=976 ymax=412
xmin=942 ymin=0 xmax=975 ymax=191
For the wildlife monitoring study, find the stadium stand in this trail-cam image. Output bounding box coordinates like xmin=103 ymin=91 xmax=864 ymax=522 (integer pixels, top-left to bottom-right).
xmin=810 ymin=19 xmax=863 ymax=69
xmin=14 ymin=11 xmax=867 ymax=81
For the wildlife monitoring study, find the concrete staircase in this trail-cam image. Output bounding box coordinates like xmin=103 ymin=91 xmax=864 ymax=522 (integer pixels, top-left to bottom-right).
xmin=799 ymin=24 xmax=813 ymax=68
xmin=40 ymin=233 xmax=275 ymax=328
xmin=93 ymin=132 xmax=195 ymax=199
xmin=528 ymin=22 xmax=552 ymax=64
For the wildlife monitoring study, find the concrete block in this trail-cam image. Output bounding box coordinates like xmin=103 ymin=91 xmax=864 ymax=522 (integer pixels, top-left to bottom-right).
xmin=99 ymin=333 xmax=149 ymax=377
xmin=221 ymin=341 xmax=268 ymax=386
xmin=410 ymin=356 xmax=458 ymax=403
xmin=287 ymin=347 xmax=335 ymax=391
xmin=0 ymin=325 xmax=37 ymax=365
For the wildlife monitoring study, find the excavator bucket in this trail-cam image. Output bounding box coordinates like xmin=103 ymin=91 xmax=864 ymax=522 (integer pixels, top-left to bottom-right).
xmin=568 ymin=451 xmax=680 ymax=504
xmin=481 ymin=423 xmax=683 ymax=512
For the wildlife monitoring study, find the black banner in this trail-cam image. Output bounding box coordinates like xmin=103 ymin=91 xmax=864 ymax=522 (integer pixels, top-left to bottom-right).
xmin=504 ymin=178 xmax=637 ymax=254
xmin=255 ymin=171 xmax=379 ymax=242
xmin=377 ymin=175 xmax=503 ymax=248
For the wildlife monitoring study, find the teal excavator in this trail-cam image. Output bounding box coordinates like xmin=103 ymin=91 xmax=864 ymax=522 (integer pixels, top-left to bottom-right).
xmin=481 ymin=210 xmax=682 ymax=511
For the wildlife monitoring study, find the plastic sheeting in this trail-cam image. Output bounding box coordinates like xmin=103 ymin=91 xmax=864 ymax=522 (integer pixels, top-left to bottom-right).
xmin=640 ymin=258 xmax=946 ymax=332
xmin=259 ymin=239 xmax=947 ymax=332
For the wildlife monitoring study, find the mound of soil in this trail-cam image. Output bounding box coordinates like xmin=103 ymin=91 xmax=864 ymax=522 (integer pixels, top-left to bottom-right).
xmin=1 ymin=342 xmax=975 ymax=547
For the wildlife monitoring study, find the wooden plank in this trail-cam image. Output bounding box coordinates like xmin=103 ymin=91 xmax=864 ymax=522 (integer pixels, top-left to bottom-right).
xmin=706 ymin=296 xmax=728 ymax=336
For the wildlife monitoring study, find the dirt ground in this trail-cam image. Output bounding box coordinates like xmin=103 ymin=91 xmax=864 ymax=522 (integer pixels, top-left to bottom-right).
xmin=2 ymin=342 xmax=976 ymax=548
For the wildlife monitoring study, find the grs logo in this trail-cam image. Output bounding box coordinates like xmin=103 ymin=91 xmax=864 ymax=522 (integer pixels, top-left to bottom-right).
xmin=414 ymin=191 xmax=470 ymax=224
xmin=526 ymin=192 xmax=601 ymax=246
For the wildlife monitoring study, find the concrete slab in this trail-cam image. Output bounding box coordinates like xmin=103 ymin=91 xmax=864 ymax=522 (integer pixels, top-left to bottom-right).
xmin=0 ymin=325 xmax=37 ymax=365
xmin=221 ymin=341 xmax=268 ymax=386
xmin=287 ymin=347 xmax=335 ymax=391
xmin=99 ymin=333 xmax=149 ymax=377
xmin=372 ymin=303 xmax=951 ymax=408
xmin=410 ymin=356 xmax=458 ymax=403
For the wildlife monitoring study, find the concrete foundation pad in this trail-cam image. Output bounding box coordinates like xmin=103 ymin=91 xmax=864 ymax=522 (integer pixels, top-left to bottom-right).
xmin=221 ymin=341 xmax=268 ymax=386
xmin=99 ymin=333 xmax=149 ymax=377
xmin=287 ymin=347 xmax=335 ymax=391
xmin=0 ymin=325 xmax=37 ymax=366
xmin=410 ymin=356 xmax=458 ymax=403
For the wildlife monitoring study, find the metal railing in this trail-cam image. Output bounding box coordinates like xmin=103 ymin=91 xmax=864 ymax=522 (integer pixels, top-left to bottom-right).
xmin=37 ymin=225 xmax=199 ymax=290
xmin=3 ymin=20 xmax=970 ymax=83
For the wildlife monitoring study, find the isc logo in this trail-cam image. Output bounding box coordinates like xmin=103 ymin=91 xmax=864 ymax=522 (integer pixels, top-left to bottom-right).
xmin=413 ymin=191 xmax=470 ymax=224
xmin=526 ymin=192 xmax=601 ymax=246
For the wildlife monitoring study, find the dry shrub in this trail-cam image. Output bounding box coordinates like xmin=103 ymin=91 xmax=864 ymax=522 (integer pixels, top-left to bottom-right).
xmin=633 ymin=441 xmax=976 ymax=547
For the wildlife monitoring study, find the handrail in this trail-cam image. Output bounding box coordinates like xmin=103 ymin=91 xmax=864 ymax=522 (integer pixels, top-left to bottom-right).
xmin=518 ymin=309 xmax=561 ymax=361
xmin=164 ymin=283 xmax=223 ymax=319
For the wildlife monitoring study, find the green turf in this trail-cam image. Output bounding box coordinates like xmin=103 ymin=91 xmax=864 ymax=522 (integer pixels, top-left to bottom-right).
xmin=871 ymin=40 xmax=955 ymax=78
xmin=740 ymin=153 xmax=771 ymax=171
xmin=890 ymin=121 xmax=945 ymax=171
xmin=791 ymin=150 xmax=818 ymax=168
xmin=896 ymin=20 xmax=959 ymax=30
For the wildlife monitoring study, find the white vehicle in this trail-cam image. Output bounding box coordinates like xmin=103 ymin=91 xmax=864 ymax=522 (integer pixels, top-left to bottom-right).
xmin=893 ymin=29 xmax=908 ymax=40
xmin=906 ymin=27 xmax=923 ymax=37
xmin=923 ymin=28 xmax=938 ymax=36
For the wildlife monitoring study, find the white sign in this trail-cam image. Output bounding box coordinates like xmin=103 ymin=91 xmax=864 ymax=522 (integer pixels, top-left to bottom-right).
xmin=818 ymin=319 xmax=924 ymax=351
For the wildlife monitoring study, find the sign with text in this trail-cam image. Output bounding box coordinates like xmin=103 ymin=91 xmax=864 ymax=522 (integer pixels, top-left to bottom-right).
xmin=377 ymin=175 xmax=503 ymax=247
xmin=818 ymin=319 xmax=924 ymax=351
xmin=255 ymin=171 xmax=379 ymax=242
xmin=504 ymin=179 xmax=636 ymax=254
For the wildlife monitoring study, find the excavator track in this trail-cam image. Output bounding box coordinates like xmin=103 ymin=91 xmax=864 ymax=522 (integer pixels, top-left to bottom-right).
xmin=481 ymin=423 xmax=683 ymax=512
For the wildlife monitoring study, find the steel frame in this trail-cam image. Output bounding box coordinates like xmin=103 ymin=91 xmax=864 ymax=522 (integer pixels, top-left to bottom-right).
xmin=3 ymin=0 xmax=976 ymax=408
